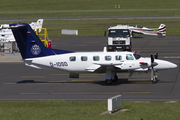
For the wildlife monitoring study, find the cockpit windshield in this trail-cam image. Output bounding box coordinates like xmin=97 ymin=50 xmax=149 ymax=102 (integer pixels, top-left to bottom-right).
xmin=133 ymin=53 xmax=141 ymax=60
xmin=108 ymin=29 xmax=130 ymax=38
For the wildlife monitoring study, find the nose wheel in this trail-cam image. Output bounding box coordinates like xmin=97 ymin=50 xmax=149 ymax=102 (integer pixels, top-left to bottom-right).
xmin=151 ymin=76 xmax=158 ymax=83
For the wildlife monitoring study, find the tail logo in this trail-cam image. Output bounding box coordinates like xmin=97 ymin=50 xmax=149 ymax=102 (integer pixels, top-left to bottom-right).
xmin=31 ymin=44 xmax=41 ymax=55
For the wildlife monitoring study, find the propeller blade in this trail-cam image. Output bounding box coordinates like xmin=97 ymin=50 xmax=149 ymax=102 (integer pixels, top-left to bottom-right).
xmin=151 ymin=54 xmax=154 ymax=63
xmin=155 ymin=53 xmax=158 ymax=59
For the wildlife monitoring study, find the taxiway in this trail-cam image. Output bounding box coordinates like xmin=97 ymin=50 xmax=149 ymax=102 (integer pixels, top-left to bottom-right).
xmin=0 ymin=35 xmax=179 ymax=101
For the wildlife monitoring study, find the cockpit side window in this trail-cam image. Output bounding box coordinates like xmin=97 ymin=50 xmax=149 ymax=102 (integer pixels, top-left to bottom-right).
xmin=133 ymin=53 xmax=141 ymax=60
xmin=126 ymin=54 xmax=134 ymax=60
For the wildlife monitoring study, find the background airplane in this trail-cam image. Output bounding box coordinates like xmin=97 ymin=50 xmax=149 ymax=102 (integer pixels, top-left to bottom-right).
xmin=129 ymin=24 xmax=166 ymax=37
xmin=9 ymin=23 xmax=176 ymax=84
xmin=0 ymin=19 xmax=43 ymax=43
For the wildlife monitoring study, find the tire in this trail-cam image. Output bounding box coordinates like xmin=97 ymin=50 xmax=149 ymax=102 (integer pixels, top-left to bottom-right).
xmin=152 ymin=77 xmax=158 ymax=83
xmin=113 ymin=75 xmax=118 ymax=82
xmin=105 ymin=79 xmax=113 ymax=85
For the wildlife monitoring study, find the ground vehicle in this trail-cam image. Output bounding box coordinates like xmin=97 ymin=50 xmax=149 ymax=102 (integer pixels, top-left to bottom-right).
xmin=107 ymin=25 xmax=131 ymax=51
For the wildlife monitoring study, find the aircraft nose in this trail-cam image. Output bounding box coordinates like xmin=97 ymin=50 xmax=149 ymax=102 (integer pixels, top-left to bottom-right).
xmin=155 ymin=60 xmax=177 ymax=70
xmin=162 ymin=61 xmax=177 ymax=69
xmin=169 ymin=62 xmax=177 ymax=69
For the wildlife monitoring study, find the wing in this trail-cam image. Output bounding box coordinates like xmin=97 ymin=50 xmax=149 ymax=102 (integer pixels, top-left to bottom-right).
xmin=85 ymin=62 xmax=122 ymax=72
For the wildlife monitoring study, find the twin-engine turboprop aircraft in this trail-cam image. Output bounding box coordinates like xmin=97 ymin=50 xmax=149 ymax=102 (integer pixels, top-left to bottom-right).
xmin=9 ymin=23 xmax=176 ymax=84
xmin=129 ymin=24 xmax=166 ymax=37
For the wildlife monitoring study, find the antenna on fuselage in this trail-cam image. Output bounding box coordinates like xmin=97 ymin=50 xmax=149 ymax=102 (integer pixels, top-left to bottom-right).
xmin=103 ymin=47 xmax=107 ymax=52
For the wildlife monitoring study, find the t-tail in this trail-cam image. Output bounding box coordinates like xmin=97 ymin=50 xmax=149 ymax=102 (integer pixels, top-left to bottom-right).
xmin=157 ymin=24 xmax=166 ymax=36
xmin=9 ymin=23 xmax=73 ymax=59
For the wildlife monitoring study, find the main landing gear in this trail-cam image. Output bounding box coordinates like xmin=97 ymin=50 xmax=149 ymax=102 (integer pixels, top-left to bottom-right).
xmin=151 ymin=70 xmax=158 ymax=83
xmin=105 ymin=75 xmax=118 ymax=85
xmin=105 ymin=67 xmax=118 ymax=84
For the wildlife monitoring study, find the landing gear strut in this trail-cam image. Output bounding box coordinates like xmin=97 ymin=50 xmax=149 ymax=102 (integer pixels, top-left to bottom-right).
xmin=150 ymin=54 xmax=159 ymax=83
xmin=105 ymin=67 xmax=118 ymax=85
xmin=151 ymin=67 xmax=158 ymax=83
xmin=105 ymin=75 xmax=118 ymax=85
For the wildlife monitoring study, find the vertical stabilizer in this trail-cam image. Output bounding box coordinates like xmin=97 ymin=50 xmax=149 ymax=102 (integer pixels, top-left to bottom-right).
xmin=10 ymin=23 xmax=73 ymax=59
xmin=158 ymin=24 xmax=166 ymax=33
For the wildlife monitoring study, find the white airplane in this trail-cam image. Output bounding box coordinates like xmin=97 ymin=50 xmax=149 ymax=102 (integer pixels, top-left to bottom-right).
xmin=0 ymin=19 xmax=43 ymax=42
xmin=129 ymin=24 xmax=166 ymax=37
xmin=9 ymin=23 xmax=177 ymax=84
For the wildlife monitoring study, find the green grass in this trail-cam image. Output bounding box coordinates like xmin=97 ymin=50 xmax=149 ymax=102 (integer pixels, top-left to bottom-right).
xmin=0 ymin=101 xmax=179 ymax=120
xmin=0 ymin=0 xmax=180 ymax=19
xmin=1 ymin=18 xmax=179 ymax=37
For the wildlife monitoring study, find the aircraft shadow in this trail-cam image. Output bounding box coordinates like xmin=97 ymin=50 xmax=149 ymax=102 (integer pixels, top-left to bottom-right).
xmin=16 ymin=79 xmax=175 ymax=86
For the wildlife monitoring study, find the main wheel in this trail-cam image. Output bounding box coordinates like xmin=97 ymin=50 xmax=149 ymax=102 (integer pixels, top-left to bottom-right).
xmin=113 ymin=75 xmax=118 ymax=82
xmin=105 ymin=79 xmax=113 ymax=85
xmin=158 ymin=33 xmax=163 ymax=38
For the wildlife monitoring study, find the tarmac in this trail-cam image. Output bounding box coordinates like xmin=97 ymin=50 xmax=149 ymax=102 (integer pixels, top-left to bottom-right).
xmin=0 ymin=53 xmax=22 ymax=62
xmin=0 ymin=36 xmax=180 ymax=101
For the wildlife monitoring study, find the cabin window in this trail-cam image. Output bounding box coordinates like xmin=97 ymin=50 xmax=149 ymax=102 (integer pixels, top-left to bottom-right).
xmin=115 ymin=55 xmax=122 ymax=60
xmin=81 ymin=56 xmax=88 ymax=61
xmin=69 ymin=56 xmax=76 ymax=61
xmin=93 ymin=56 xmax=99 ymax=61
xmin=126 ymin=54 xmax=134 ymax=60
xmin=105 ymin=56 xmax=111 ymax=61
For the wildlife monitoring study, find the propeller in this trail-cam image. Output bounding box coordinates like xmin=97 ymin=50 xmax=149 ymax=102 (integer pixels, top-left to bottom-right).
xmin=155 ymin=53 xmax=158 ymax=59
xmin=150 ymin=54 xmax=154 ymax=80
xmin=151 ymin=54 xmax=154 ymax=63
xmin=150 ymin=53 xmax=158 ymax=83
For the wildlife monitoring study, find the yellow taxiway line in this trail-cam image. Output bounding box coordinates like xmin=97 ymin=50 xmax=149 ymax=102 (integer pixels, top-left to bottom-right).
xmin=20 ymin=92 xmax=151 ymax=95
xmin=71 ymin=80 xmax=94 ymax=81
xmin=3 ymin=83 xmax=16 ymax=84
xmin=164 ymin=56 xmax=180 ymax=58
xmin=20 ymin=93 xmax=48 ymax=95
xmin=122 ymin=92 xmax=151 ymax=94
xmin=20 ymin=76 xmax=45 ymax=78
xmin=51 ymin=92 xmax=121 ymax=95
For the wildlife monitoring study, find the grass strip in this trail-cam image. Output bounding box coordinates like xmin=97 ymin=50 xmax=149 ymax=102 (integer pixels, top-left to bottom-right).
xmin=0 ymin=101 xmax=179 ymax=120
xmin=1 ymin=18 xmax=178 ymax=37
xmin=0 ymin=18 xmax=179 ymax=37
xmin=0 ymin=0 xmax=179 ymax=18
